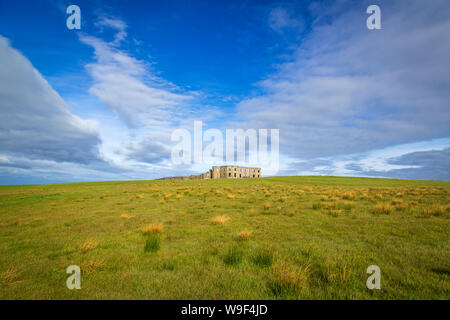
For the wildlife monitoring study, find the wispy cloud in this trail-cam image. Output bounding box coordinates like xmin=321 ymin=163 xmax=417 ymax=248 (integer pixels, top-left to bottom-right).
xmin=79 ymin=29 xmax=192 ymax=128
xmin=78 ymin=16 xmax=208 ymax=170
xmin=282 ymin=137 xmax=450 ymax=180
xmin=269 ymin=7 xmax=304 ymax=33
xmin=95 ymin=14 xmax=128 ymax=45
xmin=237 ymin=0 xmax=450 ymax=161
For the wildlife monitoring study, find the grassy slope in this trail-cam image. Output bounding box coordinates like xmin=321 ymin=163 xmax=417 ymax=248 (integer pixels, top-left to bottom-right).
xmin=0 ymin=176 xmax=448 ymax=299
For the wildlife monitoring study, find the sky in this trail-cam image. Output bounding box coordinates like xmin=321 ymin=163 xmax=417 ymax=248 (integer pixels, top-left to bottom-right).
xmin=0 ymin=0 xmax=449 ymax=185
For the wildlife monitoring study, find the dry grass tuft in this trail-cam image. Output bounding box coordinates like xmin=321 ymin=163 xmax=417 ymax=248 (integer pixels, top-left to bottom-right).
xmin=236 ymin=230 xmax=252 ymax=241
xmin=324 ymin=260 xmax=354 ymax=284
xmin=263 ymin=202 xmax=272 ymax=210
xmin=374 ymin=203 xmax=393 ymax=215
xmin=0 ymin=267 xmax=21 ymax=284
xmin=142 ymin=223 xmax=164 ymax=235
xmin=81 ymin=238 xmax=98 ymax=252
xmin=163 ymin=193 xmax=173 ymax=200
xmin=81 ymin=259 xmax=105 ymax=275
xmin=227 ymin=194 xmax=236 ymax=199
xmin=120 ymin=214 xmax=134 ymax=219
xmin=212 ymin=215 xmax=229 ymax=224
xmin=136 ymin=194 xmax=145 ymax=199
xmin=268 ymin=261 xmax=310 ymax=296
xmin=342 ymin=192 xmax=355 ymax=200
xmin=420 ymin=204 xmax=448 ymax=218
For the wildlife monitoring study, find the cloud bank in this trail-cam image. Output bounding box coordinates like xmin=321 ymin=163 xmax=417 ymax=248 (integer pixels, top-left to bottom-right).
xmin=0 ymin=35 xmax=101 ymax=164
xmin=237 ymin=0 xmax=450 ymax=160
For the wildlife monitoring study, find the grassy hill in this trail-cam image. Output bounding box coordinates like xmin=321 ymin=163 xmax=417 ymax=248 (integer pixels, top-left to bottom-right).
xmin=0 ymin=176 xmax=448 ymax=299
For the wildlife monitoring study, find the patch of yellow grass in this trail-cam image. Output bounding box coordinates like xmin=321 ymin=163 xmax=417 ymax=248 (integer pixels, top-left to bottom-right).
xmin=142 ymin=223 xmax=164 ymax=234
xmin=374 ymin=203 xmax=393 ymax=215
xmin=176 ymin=194 xmax=183 ymax=200
xmin=268 ymin=261 xmax=310 ymax=293
xmin=81 ymin=238 xmax=98 ymax=252
xmin=136 ymin=194 xmax=145 ymax=199
xmin=395 ymin=202 xmax=409 ymax=211
xmin=342 ymin=192 xmax=355 ymax=200
xmin=81 ymin=259 xmax=105 ymax=275
xmin=263 ymin=202 xmax=271 ymax=210
xmin=328 ymin=208 xmax=343 ymax=216
xmin=236 ymin=230 xmax=252 ymax=241
xmin=420 ymin=204 xmax=448 ymax=217
xmin=120 ymin=214 xmax=134 ymax=219
xmin=212 ymin=215 xmax=229 ymax=224
xmin=227 ymin=194 xmax=235 ymax=199
xmin=0 ymin=267 xmax=21 ymax=284
xmin=279 ymin=196 xmax=287 ymax=202
xmin=163 ymin=193 xmax=173 ymax=200
xmin=325 ymin=261 xmax=353 ymax=284
xmin=374 ymin=193 xmax=383 ymax=200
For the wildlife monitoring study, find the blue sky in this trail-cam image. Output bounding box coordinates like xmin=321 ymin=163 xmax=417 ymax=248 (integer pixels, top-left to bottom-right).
xmin=0 ymin=0 xmax=449 ymax=184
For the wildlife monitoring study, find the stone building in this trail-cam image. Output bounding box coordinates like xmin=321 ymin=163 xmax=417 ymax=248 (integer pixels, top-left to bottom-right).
xmin=205 ymin=166 xmax=261 ymax=179
xmin=162 ymin=166 xmax=261 ymax=180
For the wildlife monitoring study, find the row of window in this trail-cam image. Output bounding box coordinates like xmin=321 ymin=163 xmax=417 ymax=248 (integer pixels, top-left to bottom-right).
xmin=207 ymin=169 xmax=260 ymax=178
xmin=216 ymin=167 xmax=260 ymax=173
xmin=228 ymin=172 xmax=259 ymax=178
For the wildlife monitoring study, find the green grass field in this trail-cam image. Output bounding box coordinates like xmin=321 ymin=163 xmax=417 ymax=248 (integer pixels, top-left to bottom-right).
xmin=0 ymin=176 xmax=449 ymax=299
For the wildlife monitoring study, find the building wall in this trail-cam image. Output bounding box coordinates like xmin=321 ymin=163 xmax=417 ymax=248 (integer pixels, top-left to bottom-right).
xmin=210 ymin=166 xmax=261 ymax=179
xmin=185 ymin=166 xmax=261 ymax=180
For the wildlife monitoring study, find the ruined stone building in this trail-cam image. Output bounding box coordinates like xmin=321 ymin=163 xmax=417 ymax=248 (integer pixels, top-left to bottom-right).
xmin=187 ymin=166 xmax=261 ymax=180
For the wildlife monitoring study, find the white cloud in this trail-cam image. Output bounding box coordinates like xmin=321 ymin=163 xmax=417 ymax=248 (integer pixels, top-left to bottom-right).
xmin=237 ymin=0 xmax=450 ymax=160
xmin=282 ymin=137 xmax=450 ymax=180
xmin=78 ymin=17 xmax=221 ymax=170
xmin=95 ymin=15 xmax=128 ymax=45
xmin=79 ymin=24 xmax=193 ymax=129
xmin=0 ymin=35 xmax=102 ymax=164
